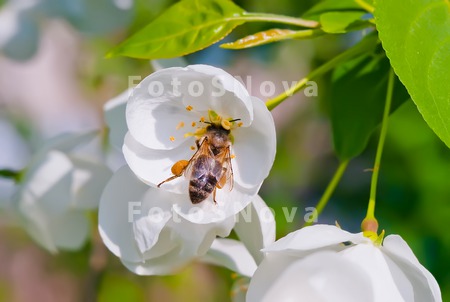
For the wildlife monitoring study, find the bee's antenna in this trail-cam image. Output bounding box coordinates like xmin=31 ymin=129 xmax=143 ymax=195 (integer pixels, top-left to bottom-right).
xmin=201 ymin=121 xmax=212 ymax=124
xmin=229 ymin=118 xmax=241 ymax=122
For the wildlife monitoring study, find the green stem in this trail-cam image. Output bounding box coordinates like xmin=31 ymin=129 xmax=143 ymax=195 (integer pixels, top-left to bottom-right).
xmin=266 ymin=34 xmax=378 ymax=111
xmin=366 ymin=68 xmax=395 ymax=220
xmin=355 ymin=0 xmax=375 ymax=13
xmin=0 ymin=169 xmax=22 ymax=182
xmin=304 ymin=160 xmax=349 ymax=226
xmin=237 ymin=13 xmax=319 ymax=28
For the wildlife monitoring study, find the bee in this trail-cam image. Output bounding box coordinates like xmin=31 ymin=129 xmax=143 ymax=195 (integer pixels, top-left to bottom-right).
xmin=157 ymin=122 xmax=235 ymax=204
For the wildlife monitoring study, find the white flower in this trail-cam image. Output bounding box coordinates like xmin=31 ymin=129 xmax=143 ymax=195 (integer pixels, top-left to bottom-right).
xmin=123 ymin=64 xmax=276 ymax=224
xmin=98 ymin=165 xmax=235 ymax=275
xmin=13 ymin=131 xmax=112 ymax=253
xmin=247 ymin=224 xmax=442 ymax=302
xmin=200 ymin=194 xmax=276 ymax=277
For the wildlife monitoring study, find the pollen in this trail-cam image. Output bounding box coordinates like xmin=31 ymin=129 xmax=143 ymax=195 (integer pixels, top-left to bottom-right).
xmin=190 ymin=145 xmax=196 ymax=151
xmin=221 ymin=119 xmax=231 ymax=130
xmin=191 ymin=121 xmax=196 ymax=127
xmin=186 ymin=105 xmax=193 ymax=111
xmin=231 ymin=154 xmax=236 ymax=159
xmin=176 ymin=121 xmax=185 ymax=130
xmin=237 ymin=122 xmax=243 ymax=127
xmin=169 ymin=136 xmax=175 ymax=141
xmin=200 ymin=116 xmax=205 ymax=123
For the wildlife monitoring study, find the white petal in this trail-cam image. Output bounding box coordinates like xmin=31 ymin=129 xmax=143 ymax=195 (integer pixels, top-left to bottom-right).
xmin=69 ymin=156 xmax=112 ymax=209
xmin=122 ymin=215 xmax=234 ymax=275
xmin=172 ymin=182 xmax=255 ymax=224
xmin=123 ymin=132 xmax=193 ymax=192
xmin=133 ymin=210 xmax=172 ymax=254
xmin=130 ymin=187 xmax=178 ymax=254
xmin=126 ymin=67 xmax=201 ymax=150
xmin=201 ymin=238 xmax=257 ymax=277
xmin=382 ymin=235 xmax=442 ymax=302
xmin=247 ymin=251 xmax=374 ymax=302
xmin=263 ymin=224 xmax=368 ymax=255
xmin=232 ymin=97 xmax=276 ymax=189
xmin=234 ymin=195 xmax=276 ymax=264
xmin=98 ymin=165 xmax=149 ymax=262
xmin=182 ymin=65 xmax=253 ymax=126
xmin=121 ymin=245 xmax=190 ymax=275
xmin=18 ymin=150 xmax=74 ymax=217
xmin=340 ymin=244 xmax=408 ymax=301
xmin=42 ymin=131 xmax=99 ymax=154
xmin=104 ymin=88 xmax=132 ymax=150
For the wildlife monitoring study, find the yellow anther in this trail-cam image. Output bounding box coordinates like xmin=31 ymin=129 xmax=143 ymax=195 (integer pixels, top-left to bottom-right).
xmin=221 ymin=119 xmax=231 ymax=130
xmin=231 ymin=154 xmax=236 ymax=159
xmin=190 ymin=145 xmax=196 ymax=151
xmin=176 ymin=121 xmax=185 ymax=130
xmin=169 ymin=136 xmax=175 ymax=141
xmin=191 ymin=121 xmax=196 ymax=127
xmin=186 ymin=105 xmax=193 ymax=111
xmin=200 ymin=116 xmax=205 ymax=123
xmin=238 ymin=122 xmax=243 ymax=127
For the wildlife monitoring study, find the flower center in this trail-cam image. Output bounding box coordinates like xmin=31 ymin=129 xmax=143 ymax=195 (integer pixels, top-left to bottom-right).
xmin=181 ymin=108 xmax=242 ymax=142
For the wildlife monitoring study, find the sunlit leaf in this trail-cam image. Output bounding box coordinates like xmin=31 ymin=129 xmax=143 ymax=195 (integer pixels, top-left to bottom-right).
xmin=375 ymin=0 xmax=450 ymax=148
xmin=329 ymin=53 xmax=409 ymax=160
xmin=107 ymin=0 xmax=246 ymax=59
xmin=320 ymin=11 xmax=366 ymax=33
xmin=220 ymin=28 xmax=323 ymax=49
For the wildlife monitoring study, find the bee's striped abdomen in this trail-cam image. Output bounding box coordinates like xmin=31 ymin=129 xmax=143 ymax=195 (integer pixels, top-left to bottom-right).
xmin=189 ymin=154 xmax=222 ymax=204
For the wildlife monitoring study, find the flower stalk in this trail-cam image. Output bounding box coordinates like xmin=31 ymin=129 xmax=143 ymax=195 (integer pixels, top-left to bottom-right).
xmin=304 ymin=160 xmax=349 ymax=227
xmin=362 ymin=68 xmax=395 ymax=237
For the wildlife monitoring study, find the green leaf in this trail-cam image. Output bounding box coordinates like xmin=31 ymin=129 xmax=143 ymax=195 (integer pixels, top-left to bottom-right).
xmin=320 ymin=11 xmax=367 ymax=33
xmin=375 ymin=0 xmax=450 ymax=148
xmin=107 ymin=0 xmax=246 ymax=59
xmin=303 ymin=0 xmax=369 ymax=18
xmin=329 ymin=53 xmax=409 ymax=159
xmin=220 ymin=28 xmax=324 ymax=49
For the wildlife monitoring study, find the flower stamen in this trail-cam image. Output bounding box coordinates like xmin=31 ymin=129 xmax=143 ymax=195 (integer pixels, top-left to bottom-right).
xmin=176 ymin=121 xmax=185 ymax=130
xmin=186 ymin=105 xmax=193 ymax=111
xmin=169 ymin=136 xmax=175 ymax=141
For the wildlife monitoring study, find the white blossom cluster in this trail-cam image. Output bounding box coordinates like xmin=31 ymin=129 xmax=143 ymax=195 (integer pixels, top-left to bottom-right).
xmin=0 ymin=63 xmax=442 ymax=301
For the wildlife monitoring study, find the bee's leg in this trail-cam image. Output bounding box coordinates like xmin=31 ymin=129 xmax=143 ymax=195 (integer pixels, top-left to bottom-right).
xmin=157 ymin=175 xmax=181 ymax=187
xmin=212 ymin=187 xmax=218 ymax=204
xmin=157 ymin=159 xmax=189 ymax=187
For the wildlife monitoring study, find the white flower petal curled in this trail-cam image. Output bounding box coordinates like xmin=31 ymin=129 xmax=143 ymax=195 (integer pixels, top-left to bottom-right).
xmin=123 ymin=64 xmax=276 ymax=221
xmin=247 ymin=224 xmax=442 ymax=302
xmin=233 ymin=194 xmax=276 ymax=264
xmin=14 ymin=131 xmax=112 ymax=253
xmin=199 ymin=194 xmax=275 ymax=276
xmin=98 ymin=166 xmax=235 ymax=275
xmin=201 ymin=238 xmax=257 ymax=278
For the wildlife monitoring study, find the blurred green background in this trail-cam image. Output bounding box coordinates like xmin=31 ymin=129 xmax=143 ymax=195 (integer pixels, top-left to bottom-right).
xmin=0 ymin=0 xmax=449 ymax=301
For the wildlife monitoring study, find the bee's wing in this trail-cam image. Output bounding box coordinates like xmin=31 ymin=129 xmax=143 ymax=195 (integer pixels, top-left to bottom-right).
xmin=217 ymin=145 xmax=234 ymax=191
xmin=183 ymin=137 xmax=211 ymax=178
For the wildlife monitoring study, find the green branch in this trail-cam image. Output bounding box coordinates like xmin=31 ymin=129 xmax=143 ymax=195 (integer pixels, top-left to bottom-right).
xmin=304 ymin=160 xmax=349 ymax=226
xmin=265 ymin=34 xmax=378 ymax=111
